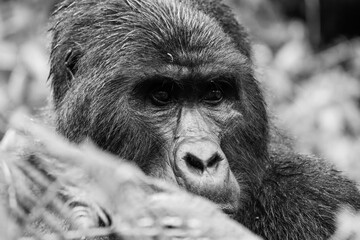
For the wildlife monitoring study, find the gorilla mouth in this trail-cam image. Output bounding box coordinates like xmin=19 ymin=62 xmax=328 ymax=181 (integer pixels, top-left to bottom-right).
xmin=175 ymin=175 xmax=240 ymax=219
xmin=175 ymin=178 xmax=239 ymax=218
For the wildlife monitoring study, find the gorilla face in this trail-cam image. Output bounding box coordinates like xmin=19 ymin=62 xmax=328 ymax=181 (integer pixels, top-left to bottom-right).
xmin=50 ymin=0 xmax=269 ymax=218
xmin=130 ymin=71 xmax=244 ymax=215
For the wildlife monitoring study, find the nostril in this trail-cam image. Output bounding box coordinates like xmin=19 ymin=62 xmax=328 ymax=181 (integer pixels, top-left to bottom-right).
xmin=207 ymin=153 xmax=223 ymax=168
xmin=183 ymin=153 xmax=205 ymax=173
xmin=183 ymin=152 xmax=223 ymax=173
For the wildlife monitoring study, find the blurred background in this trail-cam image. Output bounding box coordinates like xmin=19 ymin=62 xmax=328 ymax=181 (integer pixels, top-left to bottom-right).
xmin=0 ymin=0 xmax=359 ymax=182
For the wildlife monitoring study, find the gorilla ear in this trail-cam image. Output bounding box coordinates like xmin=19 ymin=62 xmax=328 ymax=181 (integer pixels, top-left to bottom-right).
xmin=50 ymin=46 xmax=82 ymax=107
xmin=64 ymin=48 xmax=81 ymax=80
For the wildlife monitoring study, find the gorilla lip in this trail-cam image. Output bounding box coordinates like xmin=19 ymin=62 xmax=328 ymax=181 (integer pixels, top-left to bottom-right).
xmin=218 ymin=203 xmax=237 ymax=217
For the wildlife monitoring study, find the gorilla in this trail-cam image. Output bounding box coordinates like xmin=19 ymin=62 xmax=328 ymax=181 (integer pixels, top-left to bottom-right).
xmin=48 ymin=0 xmax=360 ymax=239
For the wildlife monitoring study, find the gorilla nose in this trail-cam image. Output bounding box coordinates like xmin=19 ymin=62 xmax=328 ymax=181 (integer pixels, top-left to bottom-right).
xmin=174 ymin=139 xmax=226 ymax=176
xmin=183 ymin=151 xmax=222 ymax=173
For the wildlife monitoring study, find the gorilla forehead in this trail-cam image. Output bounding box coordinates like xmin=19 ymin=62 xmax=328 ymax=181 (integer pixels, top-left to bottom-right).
xmin=119 ymin=0 xmax=236 ymax=57
xmin=54 ymin=0 xmax=243 ymax=67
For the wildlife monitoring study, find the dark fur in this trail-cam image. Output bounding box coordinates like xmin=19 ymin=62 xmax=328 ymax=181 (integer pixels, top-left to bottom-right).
xmin=49 ymin=0 xmax=360 ymax=239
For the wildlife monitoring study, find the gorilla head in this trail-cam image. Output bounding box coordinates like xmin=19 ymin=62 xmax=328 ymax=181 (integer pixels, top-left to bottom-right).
xmin=50 ymin=0 xmax=268 ymax=219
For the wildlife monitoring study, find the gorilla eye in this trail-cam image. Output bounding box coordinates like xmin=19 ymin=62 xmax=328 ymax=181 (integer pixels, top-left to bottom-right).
xmin=203 ymin=87 xmax=223 ymax=105
xmin=150 ymin=89 xmax=172 ymax=106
